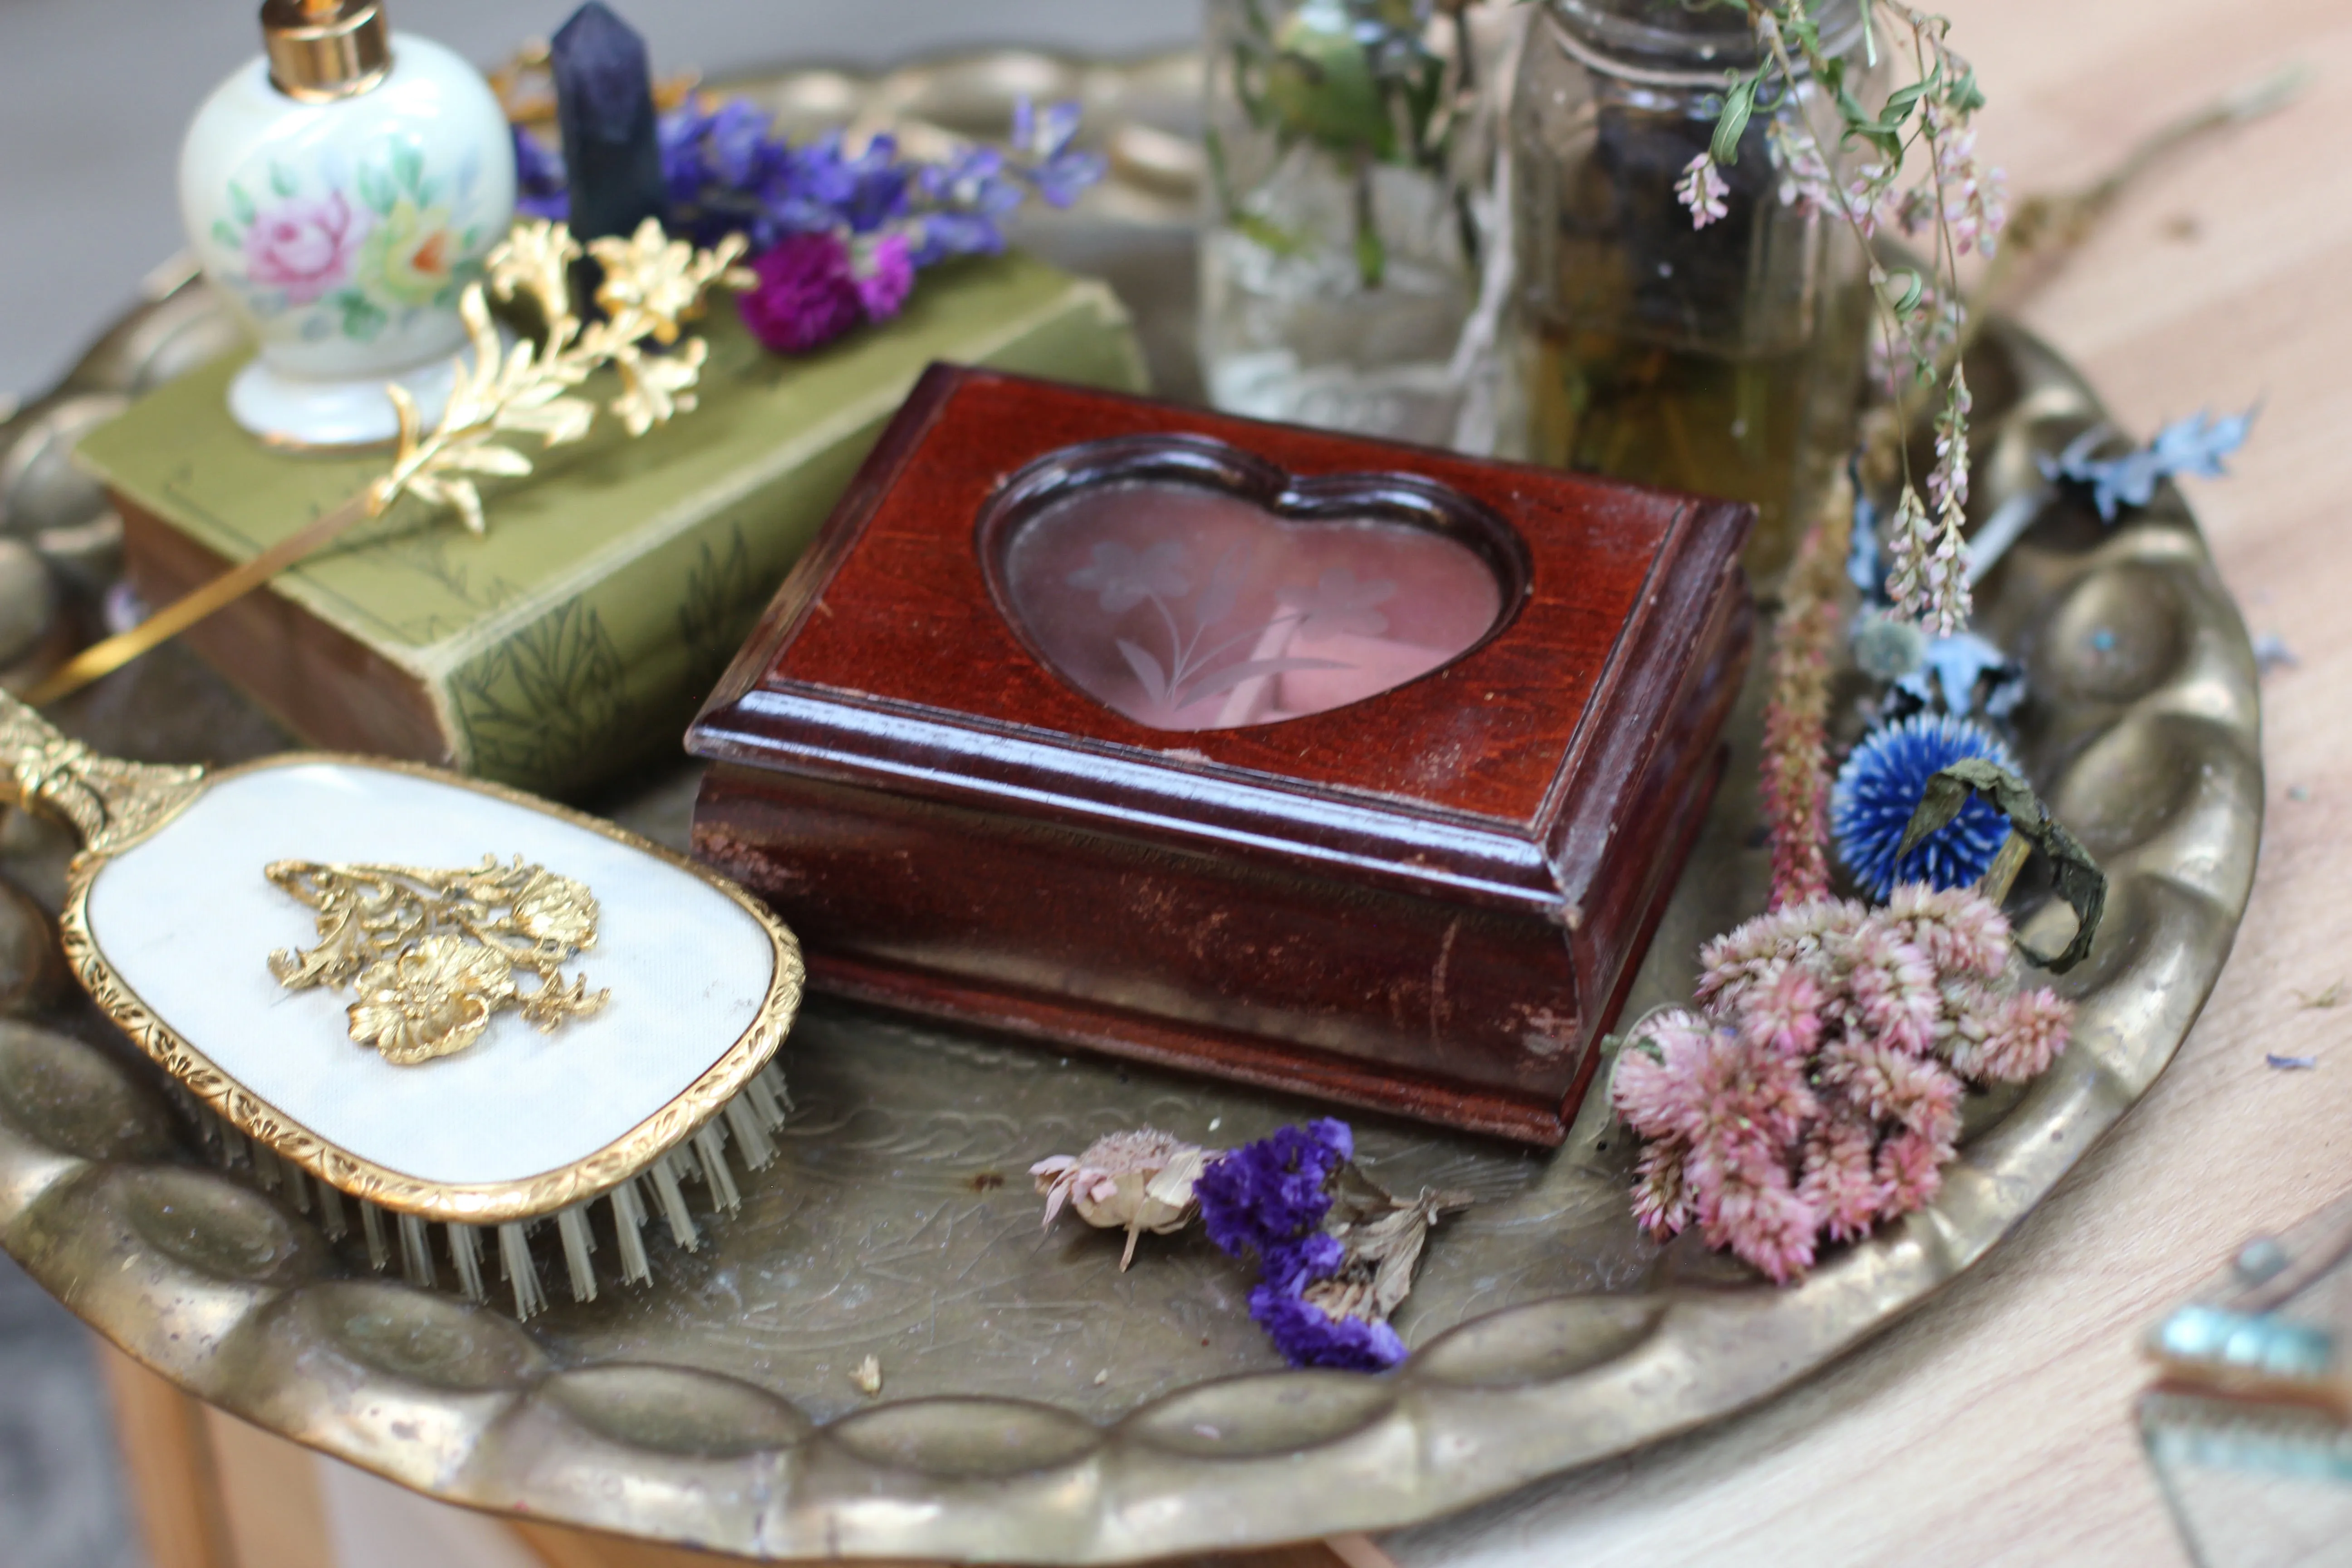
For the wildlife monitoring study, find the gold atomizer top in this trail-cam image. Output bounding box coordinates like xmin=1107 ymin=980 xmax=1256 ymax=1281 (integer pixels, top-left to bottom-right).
xmin=261 ymin=0 xmax=392 ymax=102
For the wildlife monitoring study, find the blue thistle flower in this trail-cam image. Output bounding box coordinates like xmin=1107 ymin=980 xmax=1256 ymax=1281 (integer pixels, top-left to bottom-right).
xmin=1832 ymin=714 xmax=2020 ymax=899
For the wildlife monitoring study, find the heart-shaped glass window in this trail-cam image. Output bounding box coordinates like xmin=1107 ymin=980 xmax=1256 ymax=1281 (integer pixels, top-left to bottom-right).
xmin=982 ymin=436 xmax=1523 ymax=733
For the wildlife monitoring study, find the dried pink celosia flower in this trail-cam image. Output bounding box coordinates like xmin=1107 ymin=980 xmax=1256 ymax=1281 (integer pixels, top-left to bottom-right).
xmin=1613 ymin=884 xmax=2073 ymax=1283
xmin=1881 ymin=882 xmax=2011 ymax=980
xmin=1695 ymin=897 xmax=1862 ymax=1012
xmin=1755 ymin=465 xmax=1862 ymax=913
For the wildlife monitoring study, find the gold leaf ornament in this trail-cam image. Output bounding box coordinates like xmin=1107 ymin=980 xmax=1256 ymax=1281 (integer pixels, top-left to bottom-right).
xmin=370 ymin=217 xmax=753 ymax=534
xmin=268 ymin=854 xmax=612 ymax=1065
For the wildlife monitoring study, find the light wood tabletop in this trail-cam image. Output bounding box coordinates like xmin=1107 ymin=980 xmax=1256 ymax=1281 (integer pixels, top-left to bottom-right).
xmin=71 ymin=0 xmax=2347 ymax=1564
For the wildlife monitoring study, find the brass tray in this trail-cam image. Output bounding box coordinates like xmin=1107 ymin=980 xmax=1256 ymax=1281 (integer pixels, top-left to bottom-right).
xmin=0 ymin=51 xmax=2261 ymax=1564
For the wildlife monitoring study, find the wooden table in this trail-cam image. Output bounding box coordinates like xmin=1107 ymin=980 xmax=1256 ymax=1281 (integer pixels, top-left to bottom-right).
xmin=91 ymin=0 xmax=2344 ymax=1563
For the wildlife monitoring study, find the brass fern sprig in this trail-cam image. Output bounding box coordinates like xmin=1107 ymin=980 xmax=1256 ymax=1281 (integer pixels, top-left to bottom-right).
xmin=372 ymin=217 xmax=753 ymax=534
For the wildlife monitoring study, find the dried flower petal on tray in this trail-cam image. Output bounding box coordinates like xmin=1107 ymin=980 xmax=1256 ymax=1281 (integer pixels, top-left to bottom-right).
xmin=1031 ymin=1127 xmax=1211 ymax=1269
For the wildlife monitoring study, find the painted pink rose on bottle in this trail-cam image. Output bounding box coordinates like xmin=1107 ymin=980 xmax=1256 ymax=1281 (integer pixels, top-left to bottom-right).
xmin=243 ymin=191 xmax=369 ymax=305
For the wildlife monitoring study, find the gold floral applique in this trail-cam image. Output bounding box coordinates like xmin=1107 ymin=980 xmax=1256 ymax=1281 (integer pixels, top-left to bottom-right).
xmin=266 ymin=855 xmax=610 ymax=1065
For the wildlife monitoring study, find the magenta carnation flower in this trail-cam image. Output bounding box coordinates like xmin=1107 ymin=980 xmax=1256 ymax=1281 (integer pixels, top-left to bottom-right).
xmin=736 ymin=233 xmax=865 ymax=353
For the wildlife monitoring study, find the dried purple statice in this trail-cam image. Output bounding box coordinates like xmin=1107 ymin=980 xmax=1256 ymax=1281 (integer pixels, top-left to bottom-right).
xmin=1031 ymin=1127 xmax=1210 ymax=1269
xmin=1193 ymin=1118 xmax=1352 ymax=1259
xmin=1195 ymin=1121 xmax=1469 ymax=1372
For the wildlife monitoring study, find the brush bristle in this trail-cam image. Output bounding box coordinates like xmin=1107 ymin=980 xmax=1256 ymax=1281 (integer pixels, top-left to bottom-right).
xmin=397 ymin=1212 xmax=436 ymax=1289
xmin=499 ymin=1223 xmax=547 ymax=1318
xmin=170 ymin=1062 xmax=789 ymax=1319
xmin=450 ymin=1224 xmax=487 ymax=1304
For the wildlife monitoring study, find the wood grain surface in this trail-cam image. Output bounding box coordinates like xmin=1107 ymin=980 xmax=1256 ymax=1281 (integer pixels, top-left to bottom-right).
xmin=688 ymin=365 xmax=1753 ymax=1142
xmin=1383 ymin=0 xmax=2349 ymax=1562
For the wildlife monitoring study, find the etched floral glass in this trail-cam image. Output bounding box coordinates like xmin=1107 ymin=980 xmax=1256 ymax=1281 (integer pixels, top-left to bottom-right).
xmin=1198 ymin=0 xmax=1492 ymax=449
xmin=1000 ymin=480 xmax=1502 ymax=731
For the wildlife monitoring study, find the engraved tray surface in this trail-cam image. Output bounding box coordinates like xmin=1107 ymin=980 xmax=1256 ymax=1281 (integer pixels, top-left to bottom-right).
xmin=0 ymin=52 xmax=2262 ymax=1564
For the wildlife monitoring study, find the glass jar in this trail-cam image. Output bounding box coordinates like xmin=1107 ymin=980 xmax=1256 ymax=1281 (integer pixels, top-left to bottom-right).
xmin=1198 ymin=0 xmax=1490 ymax=449
xmin=1508 ymin=0 xmax=1877 ymax=574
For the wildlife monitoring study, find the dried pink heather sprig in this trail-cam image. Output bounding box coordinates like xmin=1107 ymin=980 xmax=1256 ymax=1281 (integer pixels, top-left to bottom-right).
xmin=1613 ymin=885 xmax=2074 ymax=1282
xmin=1756 ymin=472 xmax=1856 ymax=910
xmin=1676 ymin=152 xmax=1730 ymax=228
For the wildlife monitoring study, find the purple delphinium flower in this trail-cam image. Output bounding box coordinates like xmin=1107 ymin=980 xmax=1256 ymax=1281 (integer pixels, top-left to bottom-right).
xmin=659 ymin=96 xmax=790 ymax=249
xmin=1194 ymin=1118 xmax=1352 ymax=1262
xmin=736 ymin=234 xmax=863 ymax=353
xmin=1011 ymin=97 xmax=1107 ymax=208
xmin=851 ymin=232 xmax=915 ymax=322
xmin=513 ymin=126 xmax=570 ymax=222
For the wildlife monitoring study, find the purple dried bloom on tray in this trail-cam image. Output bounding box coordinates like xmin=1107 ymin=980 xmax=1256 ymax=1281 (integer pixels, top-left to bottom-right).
xmin=1250 ymin=1285 xmax=1410 ymax=1372
xmin=1833 ymin=714 xmax=2019 ymax=900
xmin=1194 ymin=1117 xmax=1352 ymax=1261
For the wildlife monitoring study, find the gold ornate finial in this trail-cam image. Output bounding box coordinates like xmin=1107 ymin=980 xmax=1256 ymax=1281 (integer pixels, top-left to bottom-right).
xmin=267 ymin=854 xmax=611 ymax=1065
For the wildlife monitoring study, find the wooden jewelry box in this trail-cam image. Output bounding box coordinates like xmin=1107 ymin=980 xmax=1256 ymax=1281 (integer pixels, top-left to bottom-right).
xmin=686 ymin=367 xmax=1752 ymax=1144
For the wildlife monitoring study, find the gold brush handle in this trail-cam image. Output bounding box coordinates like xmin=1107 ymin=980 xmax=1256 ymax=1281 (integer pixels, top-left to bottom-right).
xmin=0 ymin=689 xmax=206 ymax=856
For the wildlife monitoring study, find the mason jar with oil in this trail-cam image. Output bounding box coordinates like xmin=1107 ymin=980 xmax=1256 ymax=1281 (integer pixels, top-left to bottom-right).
xmin=1509 ymin=0 xmax=1877 ymax=577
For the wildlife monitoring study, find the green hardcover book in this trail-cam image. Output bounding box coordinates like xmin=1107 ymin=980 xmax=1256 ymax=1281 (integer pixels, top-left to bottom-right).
xmin=75 ymin=254 xmax=1146 ymax=795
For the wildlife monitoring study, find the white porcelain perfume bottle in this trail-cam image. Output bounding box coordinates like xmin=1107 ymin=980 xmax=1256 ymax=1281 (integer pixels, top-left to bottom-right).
xmin=179 ymin=0 xmax=517 ymax=448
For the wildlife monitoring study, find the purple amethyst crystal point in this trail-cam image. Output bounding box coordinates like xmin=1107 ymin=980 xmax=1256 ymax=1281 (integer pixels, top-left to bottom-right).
xmin=550 ymin=2 xmax=667 ymax=242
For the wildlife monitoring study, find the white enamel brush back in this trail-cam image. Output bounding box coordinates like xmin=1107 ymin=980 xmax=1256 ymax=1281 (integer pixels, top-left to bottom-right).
xmin=80 ymin=760 xmax=777 ymax=1187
